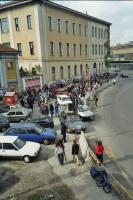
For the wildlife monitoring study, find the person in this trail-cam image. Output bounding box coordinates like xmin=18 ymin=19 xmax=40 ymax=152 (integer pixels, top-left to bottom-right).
xmin=55 ymin=140 xmax=66 ymax=165
xmin=49 ymin=103 xmax=54 ymax=117
xmin=95 ymin=140 xmax=104 ymax=164
xmin=61 ymin=122 xmax=66 ymax=143
xmin=72 ymin=139 xmax=80 ymax=166
xmin=94 ymin=95 xmax=98 ymax=107
xmin=112 ymin=79 xmax=116 ymax=85
xmin=54 ymin=101 xmax=59 ymax=117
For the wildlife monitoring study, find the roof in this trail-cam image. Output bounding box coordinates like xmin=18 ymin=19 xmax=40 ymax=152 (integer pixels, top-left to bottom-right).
xmin=0 ymin=135 xmax=18 ymax=143
xmin=11 ymin=123 xmax=36 ymax=128
xmin=0 ymin=44 xmax=18 ymax=54
xmin=111 ymin=41 xmax=133 ymax=50
xmin=0 ymin=0 xmax=111 ymax=26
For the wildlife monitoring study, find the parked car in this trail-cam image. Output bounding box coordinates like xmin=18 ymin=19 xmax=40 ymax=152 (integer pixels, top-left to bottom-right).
xmin=120 ymin=73 xmax=128 ymax=78
xmin=4 ymin=123 xmax=57 ymax=145
xmin=0 ymin=104 xmax=10 ymax=113
xmin=0 ymin=117 xmax=10 ymax=132
xmin=0 ymin=136 xmax=41 ymax=163
xmin=77 ymin=105 xmax=94 ymax=120
xmin=25 ymin=116 xmax=54 ymax=128
xmin=57 ymin=95 xmax=72 ymax=106
xmin=63 ymin=114 xmax=86 ymax=134
xmin=2 ymin=107 xmax=32 ymax=123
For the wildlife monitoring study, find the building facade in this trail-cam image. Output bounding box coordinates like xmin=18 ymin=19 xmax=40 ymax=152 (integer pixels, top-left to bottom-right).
xmin=111 ymin=41 xmax=133 ymax=69
xmin=0 ymin=0 xmax=111 ymax=84
xmin=0 ymin=44 xmax=20 ymax=91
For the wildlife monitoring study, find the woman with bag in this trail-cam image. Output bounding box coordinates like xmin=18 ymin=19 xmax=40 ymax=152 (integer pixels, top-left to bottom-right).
xmin=55 ymin=140 xmax=66 ymax=165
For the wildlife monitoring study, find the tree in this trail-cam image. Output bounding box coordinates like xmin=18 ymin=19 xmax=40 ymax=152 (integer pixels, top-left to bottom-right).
xmin=19 ymin=66 xmax=25 ymax=77
xmin=32 ymin=67 xmax=37 ymax=75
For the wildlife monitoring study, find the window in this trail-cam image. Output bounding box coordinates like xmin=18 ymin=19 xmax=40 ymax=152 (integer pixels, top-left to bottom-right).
xmin=95 ymin=27 xmax=97 ymax=37
xmin=60 ymin=66 xmax=63 ymax=79
xmin=27 ymin=130 xmax=36 ymax=134
xmin=99 ymin=44 xmax=100 ymax=55
xmin=52 ymin=67 xmax=55 ymax=81
xmin=59 ymin=42 xmax=62 ymax=56
xmin=72 ymin=22 xmax=75 ymax=35
xmin=16 ymin=129 xmax=27 ymax=134
xmin=66 ymin=20 xmax=69 ymax=33
xmin=29 ymin=42 xmax=34 ymax=55
xmin=101 ymin=45 xmax=103 ymax=55
xmin=80 ymin=64 xmax=83 ymax=76
xmin=48 ymin=16 xmax=52 ymax=31
xmin=85 ymin=26 xmax=87 ymax=37
xmin=92 ymin=44 xmax=94 ymax=55
xmin=27 ymin=15 xmax=32 ymax=29
xmin=73 ymin=44 xmax=76 ymax=56
xmin=57 ymin=18 xmax=61 ymax=32
xmin=79 ymin=24 xmax=81 ymax=35
xmin=67 ymin=65 xmax=70 ymax=79
xmin=80 ymin=44 xmax=82 ymax=55
xmin=3 ymin=143 xmax=16 ymax=150
xmin=0 ymin=143 xmax=2 ymax=149
xmin=17 ymin=43 xmax=22 ymax=56
xmin=101 ymin=29 xmax=103 ymax=38
xmin=95 ymin=45 xmax=97 ymax=55
xmin=14 ymin=18 xmax=19 ymax=31
xmin=85 ymin=44 xmax=87 ymax=55
xmin=104 ymin=29 xmax=106 ymax=39
xmin=50 ymin=41 xmax=54 ymax=56
xmin=86 ymin=64 xmax=88 ymax=74
xmin=16 ymin=111 xmax=23 ymax=115
xmin=92 ymin=26 xmax=94 ymax=37
xmin=0 ymin=18 xmax=9 ymax=33
xmin=98 ymin=28 xmax=100 ymax=38
xmin=74 ymin=65 xmax=77 ymax=76
xmin=67 ymin=43 xmax=69 ymax=56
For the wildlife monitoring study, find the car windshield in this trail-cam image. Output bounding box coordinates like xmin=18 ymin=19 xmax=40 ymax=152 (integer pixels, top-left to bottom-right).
xmin=13 ymin=138 xmax=26 ymax=149
xmin=78 ymin=107 xmax=89 ymax=112
xmin=35 ymin=125 xmax=44 ymax=134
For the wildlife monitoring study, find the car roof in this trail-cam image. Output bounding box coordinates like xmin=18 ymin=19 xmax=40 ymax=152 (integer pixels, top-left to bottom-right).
xmin=11 ymin=123 xmax=36 ymax=128
xmin=57 ymin=95 xmax=69 ymax=98
xmin=0 ymin=135 xmax=18 ymax=143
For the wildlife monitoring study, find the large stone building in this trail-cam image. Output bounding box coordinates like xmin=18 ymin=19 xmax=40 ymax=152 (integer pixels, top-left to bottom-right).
xmin=0 ymin=0 xmax=111 ymax=84
xmin=111 ymin=41 xmax=133 ymax=69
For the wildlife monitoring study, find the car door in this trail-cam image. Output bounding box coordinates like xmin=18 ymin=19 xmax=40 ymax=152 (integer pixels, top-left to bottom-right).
xmin=2 ymin=142 xmax=20 ymax=157
xmin=16 ymin=111 xmax=24 ymax=122
xmin=7 ymin=111 xmax=16 ymax=122
xmin=26 ymin=129 xmax=41 ymax=142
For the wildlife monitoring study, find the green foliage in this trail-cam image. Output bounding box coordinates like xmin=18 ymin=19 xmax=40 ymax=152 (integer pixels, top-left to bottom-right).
xmin=104 ymin=40 xmax=111 ymax=70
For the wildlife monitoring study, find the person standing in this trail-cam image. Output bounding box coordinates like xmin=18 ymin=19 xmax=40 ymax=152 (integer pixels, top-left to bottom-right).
xmin=72 ymin=139 xmax=80 ymax=166
xmin=49 ymin=103 xmax=54 ymax=117
xmin=94 ymin=95 xmax=98 ymax=107
xmin=61 ymin=122 xmax=67 ymax=143
xmin=95 ymin=140 xmax=104 ymax=164
xmin=54 ymin=101 xmax=59 ymax=117
xmin=55 ymin=140 xmax=66 ymax=165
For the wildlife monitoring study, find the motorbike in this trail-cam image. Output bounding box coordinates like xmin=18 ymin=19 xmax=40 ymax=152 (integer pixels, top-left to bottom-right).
xmin=90 ymin=165 xmax=111 ymax=193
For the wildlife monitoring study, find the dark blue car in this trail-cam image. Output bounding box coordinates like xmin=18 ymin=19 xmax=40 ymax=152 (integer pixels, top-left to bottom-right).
xmin=4 ymin=123 xmax=57 ymax=145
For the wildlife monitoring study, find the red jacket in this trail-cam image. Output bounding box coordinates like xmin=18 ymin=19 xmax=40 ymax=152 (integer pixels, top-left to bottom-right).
xmin=95 ymin=144 xmax=104 ymax=155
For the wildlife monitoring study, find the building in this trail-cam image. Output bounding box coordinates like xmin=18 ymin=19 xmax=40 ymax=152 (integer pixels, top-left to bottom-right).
xmin=0 ymin=44 xmax=20 ymax=91
xmin=111 ymin=41 xmax=133 ymax=69
xmin=0 ymin=0 xmax=111 ymax=84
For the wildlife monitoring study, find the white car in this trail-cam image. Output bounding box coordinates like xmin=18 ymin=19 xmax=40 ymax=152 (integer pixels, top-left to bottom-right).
xmin=77 ymin=105 xmax=94 ymax=120
xmin=57 ymin=95 xmax=72 ymax=106
xmin=2 ymin=107 xmax=32 ymax=123
xmin=0 ymin=136 xmax=41 ymax=163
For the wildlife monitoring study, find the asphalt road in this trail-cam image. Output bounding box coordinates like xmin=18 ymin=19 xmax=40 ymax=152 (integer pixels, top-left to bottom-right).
xmin=99 ymin=77 xmax=133 ymax=191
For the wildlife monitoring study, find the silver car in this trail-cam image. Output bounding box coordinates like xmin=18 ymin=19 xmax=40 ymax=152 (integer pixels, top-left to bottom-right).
xmin=2 ymin=107 xmax=32 ymax=123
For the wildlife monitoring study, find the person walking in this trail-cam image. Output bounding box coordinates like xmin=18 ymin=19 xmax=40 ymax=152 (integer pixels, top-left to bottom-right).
xmin=95 ymin=140 xmax=104 ymax=164
xmin=55 ymin=140 xmax=66 ymax=165
xmin=54 ymin=101 xmax=59 ymax=117
xmin=72 ymin=139 xmax=80 ymax=166
xmin=61 ymin=122 xmax=67 ymax=143
xmin=94 ymin=95 xmax=98 ymax=107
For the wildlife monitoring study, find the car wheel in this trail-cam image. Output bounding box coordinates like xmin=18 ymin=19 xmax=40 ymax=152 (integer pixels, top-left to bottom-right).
xmin=23 ymin=155 xmax=31 ymax=163
xmin=20 ymin=119 xmax=24 ymax=123
xmin=43 ymin=139 xmax=49 ymax=145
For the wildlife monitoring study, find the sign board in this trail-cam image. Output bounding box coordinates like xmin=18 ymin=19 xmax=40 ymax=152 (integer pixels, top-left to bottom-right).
xmin=22 ymin=76 xmax=42 ymax=90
